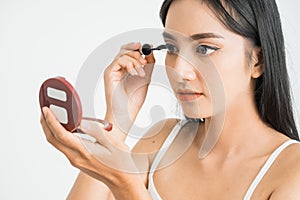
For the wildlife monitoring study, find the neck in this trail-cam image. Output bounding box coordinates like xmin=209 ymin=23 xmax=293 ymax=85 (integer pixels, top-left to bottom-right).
xmin=196 ymin=98 xmax=271 ymax=159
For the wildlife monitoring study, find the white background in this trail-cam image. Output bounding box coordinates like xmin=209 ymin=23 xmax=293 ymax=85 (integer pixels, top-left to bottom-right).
xmin=0 ymin=0 xmax=299 ymax=199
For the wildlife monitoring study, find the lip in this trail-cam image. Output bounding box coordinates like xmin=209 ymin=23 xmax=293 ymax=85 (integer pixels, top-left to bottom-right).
xmin=177 ymin=89 xmax=203 ymax=101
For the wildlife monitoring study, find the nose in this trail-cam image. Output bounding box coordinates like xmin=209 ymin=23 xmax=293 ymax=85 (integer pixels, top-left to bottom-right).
xmin=169 ymin=55 xmax=197 ymax=82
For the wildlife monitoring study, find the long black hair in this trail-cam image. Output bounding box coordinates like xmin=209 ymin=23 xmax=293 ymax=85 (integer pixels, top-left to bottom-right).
xmin=160 ymin=0 xmax=299 ymax=140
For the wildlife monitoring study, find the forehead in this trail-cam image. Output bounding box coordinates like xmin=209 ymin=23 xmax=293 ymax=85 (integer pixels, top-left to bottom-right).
xmin=165 ymin=0 xmax=228 ymax=37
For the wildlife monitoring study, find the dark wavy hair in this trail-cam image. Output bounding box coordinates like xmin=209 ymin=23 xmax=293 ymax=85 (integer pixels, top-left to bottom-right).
xmin=160 ymin=0 xmax=299 ymax=140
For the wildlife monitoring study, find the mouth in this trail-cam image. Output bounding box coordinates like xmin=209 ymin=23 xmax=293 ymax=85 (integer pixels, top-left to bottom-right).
xmin=177 ymin=89 xmax=204 ymax=101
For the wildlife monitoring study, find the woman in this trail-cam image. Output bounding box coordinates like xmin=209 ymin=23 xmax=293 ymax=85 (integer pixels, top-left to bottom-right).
xmin=40 ymin=0 xmax=300 ymax=199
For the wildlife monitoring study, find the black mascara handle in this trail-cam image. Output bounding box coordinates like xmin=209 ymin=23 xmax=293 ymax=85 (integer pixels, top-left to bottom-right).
xmin=140 ymin=44 xmax=167 ymax=56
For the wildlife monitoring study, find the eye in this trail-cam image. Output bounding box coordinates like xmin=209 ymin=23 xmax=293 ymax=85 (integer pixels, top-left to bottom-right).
xmin=196 ymin=45 xmax=219 ymax=56
xmin=165 ymin=43 xmax=179 ymax=55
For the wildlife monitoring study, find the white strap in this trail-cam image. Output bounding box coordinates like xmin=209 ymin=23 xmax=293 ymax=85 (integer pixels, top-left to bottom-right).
xmin=149 ymin=120 xmax=188 ymax=173
xmin=148 ymin=120 xmax=188 ymax=200
xmin=243 ymin=140 xmax=299 ymax=200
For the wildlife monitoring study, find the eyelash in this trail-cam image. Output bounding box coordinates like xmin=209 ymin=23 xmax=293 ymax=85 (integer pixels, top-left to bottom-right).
xmin=196 ymin=45 xmax=220 ymax=55
xmin=165 ymin=43 xmax=220 ymax=56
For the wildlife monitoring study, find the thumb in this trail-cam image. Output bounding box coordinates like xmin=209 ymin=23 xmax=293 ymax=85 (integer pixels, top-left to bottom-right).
xmin=145 ymin=50 xmax=155 ymax=63
xmin=143 ymin=51 xmax=156 ymax=78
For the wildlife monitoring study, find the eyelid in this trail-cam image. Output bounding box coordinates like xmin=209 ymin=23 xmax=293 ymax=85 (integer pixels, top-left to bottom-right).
xmin=165 ymin=43 xmax=179 ymax=54
xmin=198 ymin=44 xmax=220 ymax=50
xmin=163 ymin=40 xmax=220 ymax=56
xmin=164 ymin=38 xmax=176 ymax=44
xmin=194 ymin=40 xmax=219 ymax=48
xmin=164 ymin=40 xmax=176 ymax=48
xmin=195 ymin=44 xmax=220 ymax=56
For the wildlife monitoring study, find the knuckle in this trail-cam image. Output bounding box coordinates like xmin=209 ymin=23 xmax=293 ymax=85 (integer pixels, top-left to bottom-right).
xmin=118 ymin=54 xmax=126 ymax=60
xmin=134 ymin=60 xmax=141 ymax=66
xmin=126 ymin=62 xmax=134 ymax=69
xmin=120 ymin=44 xmax=126 ymax=50
xmin=128 ymin=60 xmax=134 ymax=66
xmin=84 ymin=152 xmax=94 ymax=161
xmin=131 ymin=51 xmax=141 ymax=58
xmin=69 ymin=157 xmax=82 ymax=168
xmin=69 ymin=160 xmax=77 ymax=167
xmin=120 ymin=43 xmax=133 ymax=50
xmin=116 ymin=55 xmax=128 ymax=65
xmin=46 ymin=137 xmax=52 ymax=144
xmin=55 ymin=131 xmax=68 ymax=142
xmin=45 ymin=134 xmax=54 ymax=144
xmin=122 ymin=49 xmax=132 ymax=56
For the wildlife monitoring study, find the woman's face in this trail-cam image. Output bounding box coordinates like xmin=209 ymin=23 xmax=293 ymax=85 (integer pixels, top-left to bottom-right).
xmin=164 ymin=0 xmax=257 ymax=119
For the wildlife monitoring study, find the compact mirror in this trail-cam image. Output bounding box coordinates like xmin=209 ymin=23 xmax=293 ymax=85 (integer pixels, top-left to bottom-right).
xmin=39 ymin=77 xmax=112 ymax=132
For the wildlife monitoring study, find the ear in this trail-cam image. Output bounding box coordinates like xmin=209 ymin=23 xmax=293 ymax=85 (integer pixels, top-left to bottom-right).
xmin=250 ymin=47 xmax=264 ymax=79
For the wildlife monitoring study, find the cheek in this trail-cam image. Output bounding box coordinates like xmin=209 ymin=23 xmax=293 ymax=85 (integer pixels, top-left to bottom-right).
xmin=165 ymin=55 xmax=179 ymax=85
xmin=165 ymin=54 xmax=175 ymax=68
xmin=165 ymin=55 xmax=173 ymax=80
xmin=214 ymin=49 xmax=252 ymax=102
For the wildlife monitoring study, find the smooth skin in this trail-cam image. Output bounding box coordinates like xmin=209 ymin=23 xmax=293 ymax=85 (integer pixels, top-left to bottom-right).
xmin=40 ymin=0 xmax=300 ymax=199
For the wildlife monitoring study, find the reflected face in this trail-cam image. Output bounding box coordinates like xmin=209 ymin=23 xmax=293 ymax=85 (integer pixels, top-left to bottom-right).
xmin=164 ymin=0 xmax=254 ymax=119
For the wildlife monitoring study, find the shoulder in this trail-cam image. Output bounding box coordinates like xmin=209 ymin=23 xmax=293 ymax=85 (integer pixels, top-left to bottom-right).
xmin=269 ymin=140 xmax=300 ymax=199
xmin=132 ymin=119 xmax=180 ymax=170
xmin=274 ymin=139 xmax=300 ymax=175
xmin=132 ymin=118 xmax=180 ymax=161
xmin=130 ymin=118 xmax=180 ymax=186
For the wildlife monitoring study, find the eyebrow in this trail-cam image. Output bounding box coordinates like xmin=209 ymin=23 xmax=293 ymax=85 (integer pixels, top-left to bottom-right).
xmin=162 ymin=31 xmax=224 ymax=41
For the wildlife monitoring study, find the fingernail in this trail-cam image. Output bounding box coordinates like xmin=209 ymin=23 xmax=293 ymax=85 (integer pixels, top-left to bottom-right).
xmin=42 ymin=107 xmax=47 ymax=117
xmin=140 ymin=70 xmax=145 ymax=77
xmin=137 ymin=67 xmax=146 ymax=77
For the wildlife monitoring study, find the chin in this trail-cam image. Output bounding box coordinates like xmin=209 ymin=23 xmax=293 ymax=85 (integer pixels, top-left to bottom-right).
xmin=181 ymin=102 xmax=212 ymax=119
xmin=183 ymin=112 xmax=210 ymax=120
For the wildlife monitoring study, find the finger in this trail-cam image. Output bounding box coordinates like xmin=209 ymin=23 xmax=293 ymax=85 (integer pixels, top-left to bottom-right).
xmin=40 ymin=114 xmax=63 ymax=147
xmin=107 ymin=43 xmax=146 ymax=76
xmin=135 ymin=66 xmax=146 ymax=77
xmin=80 ymin=138 xmax=111 ymax=158
xmin=145 ymin=50 xmax=155 ymax=63
xmin=120 ymin=42 xmax=141 ymax=51
xmin=41 ymin=112 xmax=94 ymax=169
xmin=40 ymin=114 xmax=79 ymax=156
xmin=118 ymin=55 xmax=145 ymax=77
xmin=119 ymin=60 xmax=138 ymax=76
xmin=79 ymin=119 xmax=112 ymax=148
xmin=105 ymin=133 xmax=130 ymax=151
xmin=142 ymin=52 xmax=156 ymax=79
xmin=122 ymin=50 xmax=147 ymax=65
xmin=42 ymin=107 xmax=85 ymax=151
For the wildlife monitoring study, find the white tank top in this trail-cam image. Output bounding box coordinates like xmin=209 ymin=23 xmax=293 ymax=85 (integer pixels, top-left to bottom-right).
xmin=147 ymin=120 xmax=299 ymax=200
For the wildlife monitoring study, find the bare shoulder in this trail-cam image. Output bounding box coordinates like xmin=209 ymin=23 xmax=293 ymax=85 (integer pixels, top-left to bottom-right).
xmin=269 ymin=139 xmax=300 ymax=199
xmin=132 ymin=118 xmax=180 ymax=154
xmin=130 ymin=118 xmax=180 ymax=186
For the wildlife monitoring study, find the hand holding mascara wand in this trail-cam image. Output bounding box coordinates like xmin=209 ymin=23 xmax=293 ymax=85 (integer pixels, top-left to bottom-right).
xmin=39 ymin=43 xmax=167 ymax=140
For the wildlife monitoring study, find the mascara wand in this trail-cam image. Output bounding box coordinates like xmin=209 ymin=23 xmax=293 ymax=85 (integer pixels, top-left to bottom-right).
xmin=141 ymin=44 xmax=168 ymax=56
